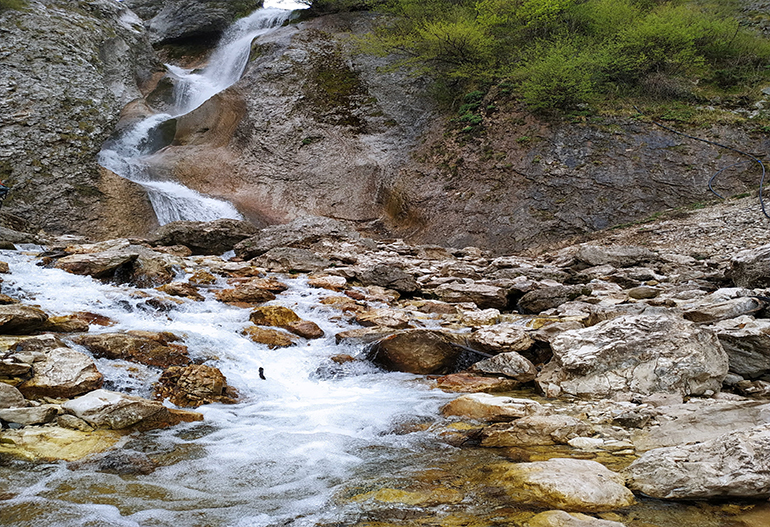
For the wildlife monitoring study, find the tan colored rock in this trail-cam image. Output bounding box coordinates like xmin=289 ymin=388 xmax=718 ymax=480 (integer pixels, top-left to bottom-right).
xmin=72 ymin=332 xmax=190 ymax=368
xmin=436 ymin=373 xmax=521 ymax=393
xmin=433 ymin=282 xmax=508 ymax=309
xmin=627 ymin=286 xmax=660 ymax=300
xmin=249 ymin=305 xmax=301 ymax=327
xmin=355 ymin=308 xmax=411 ymax=329
xmin=0 ymin=305 xmax=49 ymax=334
xmin=70 ymin=311 xmax=115 ymax=327
xmin=497 ymin=458 xmax=635 ymax=512
xmin=216 ymin=283 xmax=276 ymax=305
xmin=18 ymin=348 xmax=103 ymax=399
xmin=371 ymin=329 xmax=461 ymax=374
xmin=242 ymin=326 xmax=298 ymax=348
xmin=440 ymin=393 xmax=543 ymax=422
xmin=459 ymin=308 xmax=501 ymax=326
xmin=153 ymin=364 xmax=237 ymax=408
xmin=469 ymin=324 xmax=536 ymax=354
xmin=320 ymin=295 xmax=363 ymax=313
xmin=470 ymin=352 xmax=537 ymax=382
xmin=308 ymin=274 xmax=348 ymax=291
xmin=335 ymin=327 xmax=396 ymax=346
xmin=54 ymin=250 xmax=136 ymax=278
xmin=481 ymin=415 xmax=592 ymax=447
xmin=0 ymin=383 xmax=25 ymax=408
xmin=683 ymin=297 xmax=764 ymax=324
xmin=0 ymin=405 xmax=58 ymax=426
xmin=157 ymin=282 xmax=204 ymax=301
xmin=0 ymin=427 xmax=122 ymax=462
xmin=526 ymin=510 xmax=628 ymax=527
xmin=63 ymin=389 xmax=166 ymax=429
xmin=284 ymin=320 xmax=324 ymax=339
xmin=189 ymin=270 xmax=217 ymax=285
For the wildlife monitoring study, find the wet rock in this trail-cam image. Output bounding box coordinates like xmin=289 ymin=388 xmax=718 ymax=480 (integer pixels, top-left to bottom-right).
xmin=242 ymin=327 xmax=298 ymax=348
xmin=355 ymin=308 xmax=411 ymax=329
xmin=481 ymin=415 xmax=593 ymax=447
xmin=54 ymin=245 xmax=183 ymax=287
xmin=149 ymin=219 xmax=259 ymax=255
xmin=18 ymin=348 xmax=103 ymax=399
xmin=157 ymin=282 xmax=205 ymax=301
xmin=518 ymin=286 xmax=592 ymax=314
xmin=70 ymin=311 xmax=116 ymax=327
xmin=0 ymin=305 xmax=49 ymax=334
xmin=250 ymin=305 xmax=301 ymax=327
xmin=576 ymin=246 xmax=656 ymax=268
xmin=308 ymin=275 xmax=348 ymax=291
xmin=153 ymin=364 xmax=237 ymax=407
xmin=57 ymin=414 xmax=95 ymax=432
xmin=433 ymin=282 xmax=508 ymax=309
xmin=0 ymin=427 xmax=122 ymax=462
xmin=40 ymin=315 xmax=90 ymax=333
xmin=68 ymin=450 xmax=158 ymax=475
xmin=526 ymin=510 xmax=628 ymax=527
xmin=53 ymin=249 xmax=137 ymax=279
xmin=215 ymin=281 xmax=278 ymax=305
xmin=335 ymin=327 xmax=396 ymax=346
xmin=730 ymin=244 xmax=770 ymax=288
xmin=625 ymin=424 xmax=770 ymax=499
xmin=0 ymin=384 xmax=25 ymax=409
xmin=72 ymin=332 xmax=190 ymax=368
xmin=0 ymin=406 xmax=58 ymax=426
xmin=440 ymin=393 xmax=543 ymax=421
xmin=714 ymin=316 xmax=770 ymax=378
xmin=496 ymin=458 xmax=635 ymax=512
xmin=356 ymin=263 xmax=419 ymax=294
xmin=370 ymin=329 xmax=461 ymax=374
xmin=436 ymin=373 xmax=522 ymax=393
xmin=234 ymin=216 xmax=361 ymax=260
xmin=469 ymin=352 xmax=537 ymax=382
xmin=468 ymin=324 xmax=535 ymax=354
xmin=189 ymin=270 xmax=217 ymax=285
xmin=536 ymin=314 xmax=728 ymax=399
xmin=255 ymin=247 xmax=331 ymax=273
xmin=284 ymin=320 xmax=324 ymax=340
xmin=683 ymin=296 xmax=764 ymax=323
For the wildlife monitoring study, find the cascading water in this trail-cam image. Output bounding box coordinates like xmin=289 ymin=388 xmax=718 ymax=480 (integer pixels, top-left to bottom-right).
xmin=98 ymin=2 xmax=299 ymax=225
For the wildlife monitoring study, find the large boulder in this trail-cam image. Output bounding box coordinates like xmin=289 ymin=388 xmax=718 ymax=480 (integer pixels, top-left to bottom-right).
xmin=625 ymin=424 xmax=770 ymax=499
xmin=729 ymin=244 xmax=770 ymax=288
xmin=72 ymin=332 xmax=191 ymax=368
xmin=495 ymin=458 xmax=635 ymax=512
xmin=480 ymin=415 xmax=592 ymax=447
xmin=370 ymin=329 xmax=461 ymax=374
xmin=153 ymin=364 xmax=238 ymax=407
xmin=150 ymin=218 xmax=259 ymax=255
xmin=234 ymin=216 xmax=361 ymax=260
xmin=0 ymin=305 xmax=49 ymax=334
xmin=440 ymin=393 xmax=543 ymax=422
xmin=18 ymin=348 xmax=103 ymax=399
xmin=536 ymin=314 xmax=728 ymax=399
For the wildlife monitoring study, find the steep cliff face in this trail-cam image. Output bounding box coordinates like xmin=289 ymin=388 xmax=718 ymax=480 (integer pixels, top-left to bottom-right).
xmin=0 ymin=0 xmax=161 ymax=238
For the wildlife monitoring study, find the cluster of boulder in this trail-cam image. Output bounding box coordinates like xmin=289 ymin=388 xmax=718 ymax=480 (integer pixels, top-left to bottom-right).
xmin=2 ymin=208 xmax=770 ymax=522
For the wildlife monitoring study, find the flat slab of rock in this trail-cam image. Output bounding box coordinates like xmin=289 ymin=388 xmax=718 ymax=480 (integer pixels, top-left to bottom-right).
xmin=0 ymin=427 xmax=122 ymax=462
xmin=0 ymin=405 xmax=58 ymax=425
xmin=481 ymin=415 xmax=592 ymax=447
xmin=18 ymin=348 xmax=103 ymax=399
xmin=72 ymin=332 xmax=190 ymax=368
xmin=470 ymin=351 xmax=537 ymax=382
xmin=63 ymin=389 xmax=166 ymax=429
xmin=436 ymin=373 xmax=522 ymax=393
xmin=496 ymin=458 xmax=635 ymax=512
xmin=433 ymin=282 xmax=508 ymax=309
xmin=576 ymin=245 xmax=656 ymax=268
xmin=714 ymin=316 xmax=770 ymax=378
xmin=526 ymin=511 xmax=628 ymax=527
xmin=625 ymin=424 xmax=770 ymax=499
xmin=441 ymin=393 xmax=543 ymax=422
xmin=468 ymin=324 xmax=534 ymax=353
xmin=370 ymin=329 xmax=461 ymax=374
xmin=149 ymin=218 xmax=259 ymax=255
xmin=536 ymin=314 xmax=728 ymax=398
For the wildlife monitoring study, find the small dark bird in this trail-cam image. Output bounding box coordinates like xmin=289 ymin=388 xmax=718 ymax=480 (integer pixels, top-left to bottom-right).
xmin=258 ymin=367 xmax=266 ymax=380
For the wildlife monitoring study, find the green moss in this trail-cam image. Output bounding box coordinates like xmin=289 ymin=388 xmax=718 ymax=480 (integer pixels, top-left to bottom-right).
xmin=0 ymin=0 xmax=28 ymax=11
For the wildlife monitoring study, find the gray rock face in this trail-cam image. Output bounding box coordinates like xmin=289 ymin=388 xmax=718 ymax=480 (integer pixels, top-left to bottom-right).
xmin=625 ymin=424 xmax=770 ymax=499
xmin=518 ymin=286 xmax=591 ymax=314
xmin=150 ymin=218 xmax=260 ymax=255
xmin=575 ymin=246 xmax=657 ymax=268
xmin=433 ymin=282 xmax=508 ymax=309
xmin=470 ymin=352 xmax=537 ymax=382
xmin=63 ymin=389 xmax=165 ymax=429
xmin=536 ymin=314 xmax=728 ymax=398
xmin=0 ymin=0 xmax=161 ymax=238
xmin=18 ymin=348 xmax=104 ymax=399
xmin=526 ymin=511 xmax=627 ymax=527
xmin=356 ymin=263 xmax=419 ymax=294
xmin=125 ymin=0 xmax=261 ymax=44
xmin=714 ymin=316 xmax=770 ymax=378
xmin=255 ymin=247 xmax=331 ymax=273
xmin=481 ymin=415 xmax=592 ymax=447
xmin=0 ymin=406 xmax=58 ymax=426
xmin=468 ymin=324 xmax=535 ymax=354
xmin=730 ymin=244 xmax=770 ymax=288
xmin=0 ymin=384 xmax=26 ymax=409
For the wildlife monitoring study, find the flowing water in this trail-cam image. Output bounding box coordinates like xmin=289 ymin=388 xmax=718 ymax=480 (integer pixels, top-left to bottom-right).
xmin=98 ymin=1 xmax=301 ymax=225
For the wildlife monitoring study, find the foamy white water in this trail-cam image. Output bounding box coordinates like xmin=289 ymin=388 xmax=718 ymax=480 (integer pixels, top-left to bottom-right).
xmin=99 ymin=5 xmax=297 ymax=225
xmin=0 ymin=250 xmax=456 ymax=526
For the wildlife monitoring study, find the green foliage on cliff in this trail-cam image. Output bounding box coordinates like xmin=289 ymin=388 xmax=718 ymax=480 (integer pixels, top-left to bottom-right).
xmin=0 ymin=0 xmax=28 ymax=11
xmin=355 ymin=0 xmax=770 ymax=112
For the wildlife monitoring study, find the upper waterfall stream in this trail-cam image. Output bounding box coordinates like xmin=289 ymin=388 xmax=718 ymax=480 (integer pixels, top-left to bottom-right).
xmin=98 ymin=2 xmax=299 ymax=226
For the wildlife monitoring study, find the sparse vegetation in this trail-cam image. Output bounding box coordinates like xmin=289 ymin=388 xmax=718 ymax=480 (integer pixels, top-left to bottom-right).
xmin=0 ymin=0 xmax=28 ymax=11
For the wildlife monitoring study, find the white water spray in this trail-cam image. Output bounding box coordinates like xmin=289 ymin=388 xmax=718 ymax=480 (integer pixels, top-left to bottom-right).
xmin=98 ymin=4 xmax=297 ymax=225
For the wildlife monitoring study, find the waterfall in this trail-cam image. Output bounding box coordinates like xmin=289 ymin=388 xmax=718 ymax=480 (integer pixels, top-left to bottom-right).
xmin=98 ymin=3 xmax=298 ymax=225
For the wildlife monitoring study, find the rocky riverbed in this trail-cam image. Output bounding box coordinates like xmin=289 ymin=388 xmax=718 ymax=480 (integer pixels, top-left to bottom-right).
xmin=2 ymin=197 xmax=770 ymax=525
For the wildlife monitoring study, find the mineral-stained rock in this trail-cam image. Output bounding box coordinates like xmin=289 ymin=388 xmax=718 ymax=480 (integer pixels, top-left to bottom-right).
xmin=436 ymin=373 xmax=522 ymax=393
xmin=714 ymin=316 xmax=770 ymax=378
xmin=0 ymin=383 xmax=25 ymax=409
xmin=480 ymin=415 xmax=592 ymax=447
xmin=518 ymin=286 xmax=592 ymax=314
xmin=157 ymin=282 xmax=205 ymax=301
xmin=18 ymin=348 xmax=103 ymax=399
xmin=496 ymin=458 xmax=635 ymax=512
xmin=149 ymin=219 xmax=259 ymax=255
xmin=215 ymin=281 xmax=278 ymax=305
xmin=433 ymin=282 xmax=508 ymax=309
xmin=72 ymin=332 xmax=190 ymax=368
xmin=625 ymin=424 xmax=770 ymax=499
xmin=242 ymin=326 xmax=298 ymax=348
xmin=440 ymin=393 xmax=543 ymax=421
xmin=536 ymin=314 xmax=728 ymax=399
xmin=470 ymin=352 xmax=537 ymax=382
xmin=308 ymin=275 xmax=348 ymax=291
xmin=0 ymin=406 xmax=58 ymax=426
xmin=40 ymin=315 xmax=90 ymax=333
xmin=284 ymin=320 xmax=324 ymax=340
xmin=0 ymin=427 xmax=123 ymax=462
xmin=355 ymin=308 xmax=411 ymax=329
xmin=356 ymin=263 xmax=419 ymax=294
xmin=0 ymin=305 xmax=49 ymax=334
xmin=526 ymin=510 xmax=628 ymax=527
xmin=729 ymin=243 xmax=770 ymax=288
xmin=153 ymin=364 xmax=237 ymax=407
xmin=250 ymin=305 xmax=301 ymax=327
xmin=576 ymin=245 xmax=657 ymax=268
xmin=370 ymin=329 xmax=461 ymax=374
